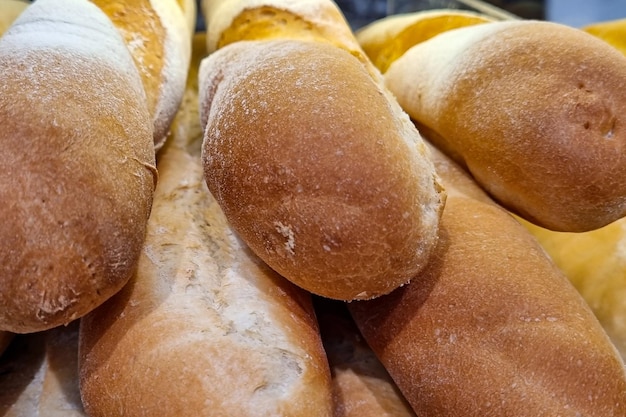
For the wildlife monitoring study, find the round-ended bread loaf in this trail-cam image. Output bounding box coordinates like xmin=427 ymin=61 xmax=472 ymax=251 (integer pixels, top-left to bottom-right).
xmin=0 ymin=0 xmax=156 ymax=333
xmin=385 ymin=20 xmax=626 ymax=232
xmin=349 ymin=144 xmax=626 ymax=417
xmin=199 ymin=39 xmax=446 ymax=301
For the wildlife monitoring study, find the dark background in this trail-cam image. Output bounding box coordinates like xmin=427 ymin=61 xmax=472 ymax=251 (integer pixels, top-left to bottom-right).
xmin=195 ymin=0 xmax=545 ymax=32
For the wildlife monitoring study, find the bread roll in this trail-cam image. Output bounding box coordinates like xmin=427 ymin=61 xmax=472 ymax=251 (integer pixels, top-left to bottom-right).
xmin=349 ymin=143 xmax=626 ymax=416
xmin=199 ymin=38 xmax=445 ymax=300
xmin=0 ymin=0 xmax=28 ymax=36
xmin=384 ymin=20 xmax=626 ymax=232
xmin=315 ymin=297 xmax=416 ymax=417
xmin=0 ymin=321 xmax=86 ymax=416
xmin=0 ymin=0 xmax=156 ymax=333
xmin=79 ymin=34 xmax=333 ymax=417
xmin=92 ymin=0 xmax=193 ymax=150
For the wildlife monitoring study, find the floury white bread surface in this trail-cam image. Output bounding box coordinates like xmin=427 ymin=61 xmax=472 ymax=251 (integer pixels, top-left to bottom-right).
xmin=0 ymin=0 xmax=156 ymax=333
xmin=385 ymin=20 xmax=626 ymax=232
xmin=79 ymin=35 xmax=333 ymax=414
xmin=199 ymin=39 xmax=445 ymax=301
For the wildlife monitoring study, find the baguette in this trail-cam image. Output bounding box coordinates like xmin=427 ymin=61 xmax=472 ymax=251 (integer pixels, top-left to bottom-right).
xmin=0 ymin=0 xmax=156 ymax=333
xmin=0 ymin=321 xmax=86 ymax=416
xmin=383 ymin=20 xmax=626 ymax=232
xmin=202 ymin=0 xmax=365 ymax=59
xmin=349 ymin=143 xmax=626 ymax=416
xmin=198 ymin=0 xmax=445 ymax=300
xmin=79 ymin=34 xmax=333 ymax=417
xmin=92 ymin=0 xmax=194 ymax=150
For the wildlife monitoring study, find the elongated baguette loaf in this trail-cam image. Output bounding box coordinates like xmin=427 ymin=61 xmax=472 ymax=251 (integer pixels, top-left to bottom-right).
xmin=349 ymin=143 xmax=626 ymax=416
xmin=0 ymin=0 xmax=156 ymax=333
xmin=92 ymin=0 xmax=194 ymax=150
xmin=383 ymin=20 xmax=626 ymax=232
xmin=79 ymin=34 xmax=333 ymax=417
xmin=0 ymin=321 xmax=85 ymax=417
xmin=199 ymin=38 xmax=444 ymax=300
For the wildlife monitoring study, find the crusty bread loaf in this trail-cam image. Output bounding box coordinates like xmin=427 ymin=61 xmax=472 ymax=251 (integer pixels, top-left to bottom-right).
xmin=349 ymin=143 xmax=626 ymax=416
xmin=0 ymin=0 xmax=28 ymax=36
xmin=0 ymin=0 xmax=156 ymax=333
xmin=0 ymin=321 xmax=86 ymax=416
xmin=315 ymin=297 xmax=416 ymax=417
xmin=202 ymin=0 xmax=363 ymax=57
xmin=92 ymin=0 xmax=193 ymax=150
xmin=355 ymin=9 xmax=495 ymax=74
xmin=198 ymin=38 xmax=445 ymax=300
xmin=79 ymin=34 xmax=333 ymax=416
xmin=384 ymin=20 xmax=626 ymax=232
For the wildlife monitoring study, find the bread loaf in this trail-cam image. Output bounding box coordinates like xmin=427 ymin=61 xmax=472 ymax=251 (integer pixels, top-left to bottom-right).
xmin=0 ymin=0 xmax=156 ymax=333
xmin=349 ymin=143 xmax=626 ymax=416
xmin=92 ymin=0 xmax=194 ymax=150
xmin=383 ymin=20 xmax=626 ymax=232
xmin=79 ymin=34 xmax=333 ymax=416
xmin=198 ymin=0 xmax=446 ymax=300
xmin=355 ymin=9 xmax=494 ymax=74
xmin=315 ymin=297 xmax=416 ymax=417
xmin=199 ymin=38 xmax=444 ymax=300
xmin=202 ymin=0 xmax=364 ymax=59
xmin=0 ymin=321 xmax=86 ymax=416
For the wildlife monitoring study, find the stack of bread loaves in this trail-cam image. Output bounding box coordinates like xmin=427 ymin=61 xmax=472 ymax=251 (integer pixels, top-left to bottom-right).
xmin=3 ymin=1 xmax=626 ymax=416
xmin=350 ymin=9 xmax=626 ymax=416
xmin=78 ymin=32 xmax=335 ymax=417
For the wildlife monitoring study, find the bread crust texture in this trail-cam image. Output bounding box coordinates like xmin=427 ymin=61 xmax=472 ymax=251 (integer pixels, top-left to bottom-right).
xmin=386 ymin=20 xmax=626 ymax=232
xmin=199 ymin=39 xmax=445 ymax=300
xmin=0 ymin=0 xmax=156 ymax=333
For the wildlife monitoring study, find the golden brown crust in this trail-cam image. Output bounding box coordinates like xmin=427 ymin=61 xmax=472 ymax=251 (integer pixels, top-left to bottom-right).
xmin=0 ymin=0 xmax=156 ymax=333
xmin=199 ymin=39 xmax=445 ymax=300
xmin=203 ymin=0 xmax=363 ymax=57
xmin=385 ymin=20 xmax=626 ymax=232
xmin=79 ymin=36 xmax=333 ymax=416
xmin=94 ymin=0 xmax=192 ymax=150
xmin=348 ymin=143 xmax=626 ymax=416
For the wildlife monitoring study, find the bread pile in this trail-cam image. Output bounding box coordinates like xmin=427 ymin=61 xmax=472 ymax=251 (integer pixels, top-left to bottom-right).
xmin=1 ymin=1 xmax=626 ymax=416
